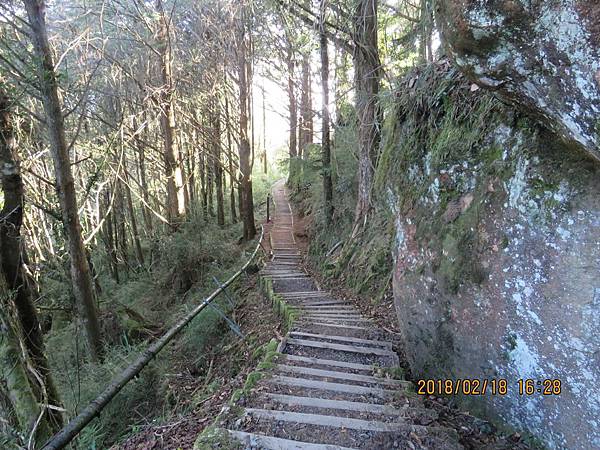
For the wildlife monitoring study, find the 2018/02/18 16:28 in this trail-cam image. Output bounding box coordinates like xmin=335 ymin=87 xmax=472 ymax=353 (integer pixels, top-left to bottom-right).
xmin=416 ymin=378 xmax=563 ymax=396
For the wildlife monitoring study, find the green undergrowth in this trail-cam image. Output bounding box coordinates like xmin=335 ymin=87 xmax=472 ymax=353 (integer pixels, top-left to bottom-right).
xmin=193 ymin=425 xmax=241 ymax=450
xmin=229 ymin=338 xmax=279 ymax=405
xmin=193 ymin=273 xmax=297 ymax=449
xmin=193 ymin=338 xmax=279 ymax=450
xmin=43 ymin=174 xmax=279 ymax=448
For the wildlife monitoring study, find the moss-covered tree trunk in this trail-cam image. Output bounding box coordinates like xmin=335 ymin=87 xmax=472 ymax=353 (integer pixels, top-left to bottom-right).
xmin=0 ymin=87 xmax=62 ymax=443
xmin=0 ymin=289 xmax=53 ymax=446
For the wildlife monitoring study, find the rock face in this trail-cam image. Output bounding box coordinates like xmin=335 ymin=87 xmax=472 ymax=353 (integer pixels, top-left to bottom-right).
xmin=378 ymin=64 xmax=599 ymax=449
xmin=436 ymin=0 xmax=600 ymax=161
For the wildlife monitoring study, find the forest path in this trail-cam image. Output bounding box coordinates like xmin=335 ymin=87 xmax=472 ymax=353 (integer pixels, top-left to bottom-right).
xmin=222 ymin=180 xmax=463 ymax=449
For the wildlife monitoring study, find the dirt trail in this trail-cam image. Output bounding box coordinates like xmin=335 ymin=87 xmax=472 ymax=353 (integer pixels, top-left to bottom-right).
xmin=220 ymin=180 xmax=462 ymax=449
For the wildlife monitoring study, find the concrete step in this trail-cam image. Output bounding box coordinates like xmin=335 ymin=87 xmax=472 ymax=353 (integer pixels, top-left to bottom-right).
xmin=289 ymin=331 xmax=393 ymax=349
xmin=279 ymin=291 xmax=330 ymax=298
xmin=262 ymin=393 xmax=406 ymax=417
xmin=274 ymin=364 xmax=409 ymax=387
xmin=299 ymin=306 xmax=356 ymax=311
xmin=302 ymin=316 xmax=371 ymax=324
xmin=268 ymin=375 xmax=399 ymax=398
xmin=282 ymin=354 xmax=375 ymax=373
xmin=287 ymin=300 xmax=347 ymax=307
xmin=285 ymin=338 xmax=396 ymax=357
xmin=244 ymin=408 xmax=432 ymax=433
xmin=305 ymin=322 xmax=372 ymax=331
xmin=227 ymin=430 xmax=357 ymax=450
xmin=303 ymin=311 xmax=363 ymax=317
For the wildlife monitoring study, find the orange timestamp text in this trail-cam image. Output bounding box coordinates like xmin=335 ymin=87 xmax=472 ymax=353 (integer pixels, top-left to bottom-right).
xmin=416 ymin=378 xmax=562 ymax=396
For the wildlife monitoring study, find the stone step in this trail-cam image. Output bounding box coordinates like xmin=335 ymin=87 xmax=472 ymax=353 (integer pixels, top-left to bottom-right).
xmin=262 ymin=393 xmax=406 ymax=417
xmin=244 ymin=408 xmax=417 ymax=433
xmin=279 ymin=291 xmax=330 ymax=298
xmin=299 ymin=306 xmax=356 ymax=311
xmin=285 ymin=338 xmax=396 ymax=357
xmin=268 ymin=375 xmax=398 ymax=398
xmin=283 ymin=354 xmax=375 ymax=372
xmin=289 ymin=331 xmax=393 ymax=349
xmin=287 ymin=300 xmax=347 ymax=307
xmin=227 ymin=430 xmax=357 ymax=450
xmin=303 ymin=311 xmax=362 ymax=316
xmin=275 ymin=364 xmax=409 ymax=387
xmin=308 ymin=322 xmax=371 ymax=331
xmin=303 ymin=315 xmax=370 ymax=322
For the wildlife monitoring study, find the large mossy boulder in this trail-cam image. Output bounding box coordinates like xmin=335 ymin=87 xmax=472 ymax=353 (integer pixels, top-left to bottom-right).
xmin=378 ymin=62 xmax=600 ymax=449
xmin=437 ymin=0 xmax=600 ymax=161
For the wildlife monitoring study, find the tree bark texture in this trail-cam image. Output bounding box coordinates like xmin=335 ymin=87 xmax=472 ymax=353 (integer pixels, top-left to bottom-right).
xmin=23 ymin=0 xmax=104 ymax=362
xmin=299 ymin=53 xmax=313 ymax=157
xmin=286 ymin=46 xmax=298 ymax=160
xmin=0 ymin=87 xmax=63 ymax=441
xmin=156 ymin=0 xmax=186 ymax=225
xmin=224 ymin=95 xmax=238 ymax=223
xmin=236 ymin=6 xmax=257 ymax=240
xmin=212 ymin=103 xmax=225 ymax=226
xmin=319 ymin=10 xmax=334 ymax=225
xmin=352 ymin=0 xmax=381 ymax=230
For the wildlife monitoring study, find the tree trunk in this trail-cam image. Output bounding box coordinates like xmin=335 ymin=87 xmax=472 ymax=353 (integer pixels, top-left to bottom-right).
xmin=102 ymin=189 xmax=119 ymax=283
xmin=225 ymin=96 xmax=238 ymax=223
xmin=237 ymin=6 xmax=257 ymax=240
xmin=207 ymin=151 xmax=214 ymax=217
xmin=261 ymin=82 xmax=267 ymax=173
xmin=114 ymin=179 xmax=129 ymax=277
xmin=299 ymin=53 xmax=313 ymax=157
xmin=319 ymin=10 xmax=334 ymax=225
xmin=156 ymin=0 xmax=186 ymax=225
xmin=286 ymin=47 xmax=298 ymax=161
xmin=199 ymin=147 xmax=208 ymax=218
xmin=213 ymin=103 xmax=225 ymax=226
xmin=23 ymin=0 xmax=103 ymax=362
xmin=0 ymin=88 xmax=63 ymax=440
xmin=124 ymin=170 xmax=144 ymax=266
xmin=135 ymin=130 xmax=153 ymax=234
xmin=186 ymin=143 xmax=195 ymax=210
xmin=352 ymin=0 xmax=381 ymax=231
xmin=0 ymin=288 xmax=53 ymax=446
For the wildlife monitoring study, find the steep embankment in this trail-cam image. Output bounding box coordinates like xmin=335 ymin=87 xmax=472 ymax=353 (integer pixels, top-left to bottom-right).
xmin=377 ymin=62 xmax=599 ymax=449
